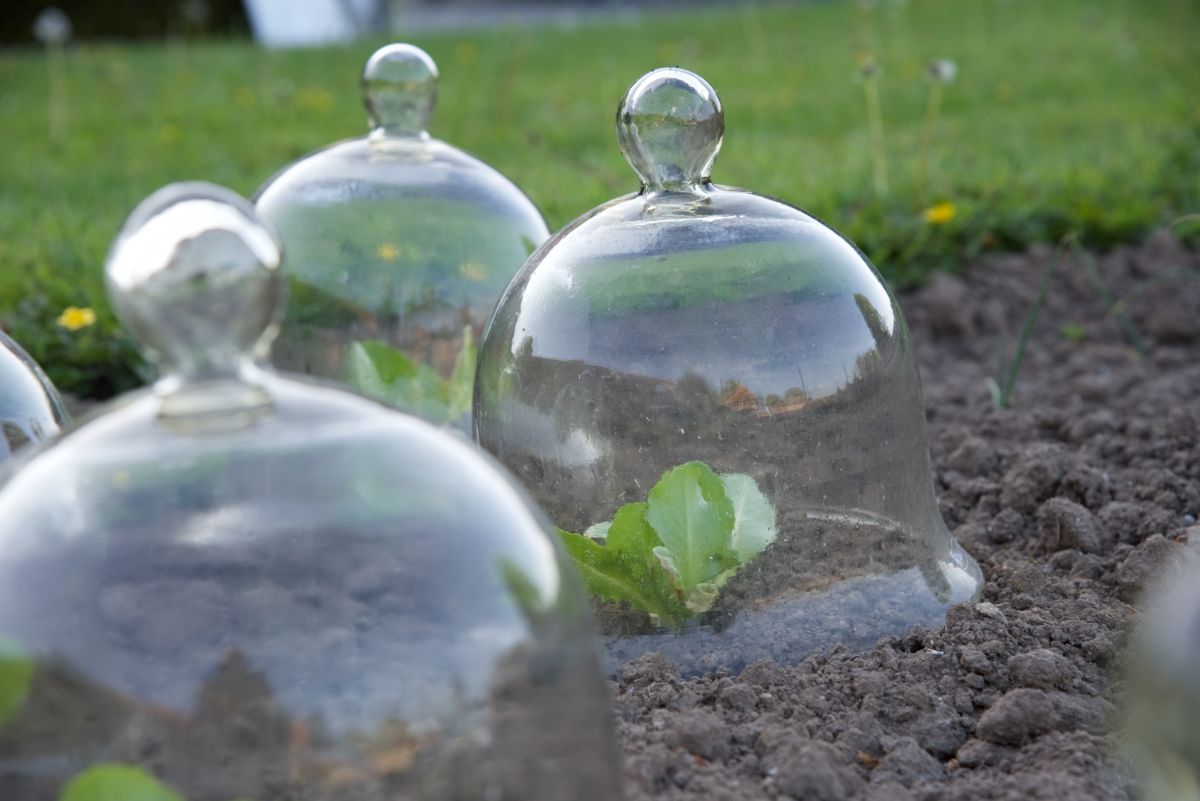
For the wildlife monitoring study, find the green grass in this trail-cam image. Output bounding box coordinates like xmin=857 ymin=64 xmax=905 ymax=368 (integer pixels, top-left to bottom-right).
xmin=1 ymin=0 xmax=1197 ymax=398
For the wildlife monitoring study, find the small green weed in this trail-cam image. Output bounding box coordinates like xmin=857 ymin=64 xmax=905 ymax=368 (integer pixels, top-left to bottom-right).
xmin=557 ymin=462 xmax=776 ymax=628
xmin=987 ymin=233 xmax=1073 ymax=410
xmin=1060 ymin=322 xmax=1086 ymax=344
xmin=1071 ymin=237 xmax=1150 ymax=358
xmin=987 ymin=224 xmax=1200 ymax=408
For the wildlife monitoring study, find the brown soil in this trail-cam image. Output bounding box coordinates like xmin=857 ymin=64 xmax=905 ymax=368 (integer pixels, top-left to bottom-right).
xmin=612 ymin=231 xmax=1200 ymax=801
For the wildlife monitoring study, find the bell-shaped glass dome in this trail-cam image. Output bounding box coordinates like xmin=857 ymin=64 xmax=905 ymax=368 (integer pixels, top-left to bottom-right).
xmin=255 ymin=43 xmax=550 ymax=431
xmin=0 ymin=184 xmax=621 ymax=801
xmin=475 ymin=68 xmax=982 ymax=674
xmin=0 ymin=330 xmax=67 ymax=461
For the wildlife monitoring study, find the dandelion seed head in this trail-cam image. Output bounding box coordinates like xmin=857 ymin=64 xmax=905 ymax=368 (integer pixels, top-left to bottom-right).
xmin=927 ymin=59 xmax=958 ymax=83
xmin=34 ymin=8 xmax=71 ymax=46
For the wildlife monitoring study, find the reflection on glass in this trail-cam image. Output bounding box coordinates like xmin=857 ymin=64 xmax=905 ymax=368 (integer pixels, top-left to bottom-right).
xmin=0 ymin=330 xmax=67 ymax=462
xmin=1126 ymin=561 xmax=1200 ymax=801
xmin=475 ymin=68 xmax=981 ymax=674
xmin=0 ymin=183 xmax=621 ymax=801
xmin=255 ymin=43 xmax=549 ymax=431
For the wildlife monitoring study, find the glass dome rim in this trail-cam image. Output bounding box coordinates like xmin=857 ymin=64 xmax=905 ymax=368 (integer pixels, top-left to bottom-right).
xmin=0 ymin=360 xmax=548 ymax=462
xmin=0 ymin=368 xmax=565 ymax=560
xmin=5 ymin=368 xmax=432 ymax=447
xmin=0 ymin=329 xmax=69 ymax=427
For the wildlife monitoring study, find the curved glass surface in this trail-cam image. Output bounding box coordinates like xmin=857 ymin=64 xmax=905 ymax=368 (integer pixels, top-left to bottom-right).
xmin=1126 ymin=561 xmax=1200 ymax=801
xmin=0 ymin=330 xmax=67 ymax=461
xmin=256 ymin=43 xmax=549 ymax=431
xmin=0 ymin=183 xmax=621 ymax=801
xmin=475 ymin=68 xmax=981 ymax=674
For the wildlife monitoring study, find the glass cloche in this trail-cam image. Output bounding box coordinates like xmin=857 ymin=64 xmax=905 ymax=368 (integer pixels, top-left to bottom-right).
xmin=0 ymin=329 xmax=67 ymax=461
xmin=0 ymin=184 xmax=621 ymax=801
xmin=255 ymin=43 xmax=550 ymax=431
xmin=475 ymin=68 xmax=982 ymax=674
xmin=1126 ymin=558 xmax=1200 ymax=801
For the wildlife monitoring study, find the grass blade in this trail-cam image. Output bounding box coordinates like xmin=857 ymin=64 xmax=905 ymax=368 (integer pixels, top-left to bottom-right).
xmin=996 ymin=233 xmax=1072 ymax=408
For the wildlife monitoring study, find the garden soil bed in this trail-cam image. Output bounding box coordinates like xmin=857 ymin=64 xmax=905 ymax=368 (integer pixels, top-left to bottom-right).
xmin=611 ymin=231 xmax=1200 ymax=801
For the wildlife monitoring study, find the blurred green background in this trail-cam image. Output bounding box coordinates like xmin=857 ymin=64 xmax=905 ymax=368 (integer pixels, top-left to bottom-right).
xmin=0 ymin=0 xmax=1197 ymax=398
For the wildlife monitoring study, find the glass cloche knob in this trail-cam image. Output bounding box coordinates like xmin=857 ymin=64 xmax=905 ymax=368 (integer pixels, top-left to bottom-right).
xmin=0 ymin=183 xmax=622 ymax=800
xmin=616 ymin=67 xmax=724 ymax=193
xmin=476 ymin=67 xmax=982 ymax=675
xmin=363 ymin=42 xmax=438 ymax=138
xmin=106 ymin=182 xmax=284 ymax=422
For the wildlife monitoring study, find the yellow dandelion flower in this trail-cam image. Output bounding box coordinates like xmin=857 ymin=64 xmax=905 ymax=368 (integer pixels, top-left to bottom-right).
xmin=377 ymin=242 xmax=401 ymax=262
xmin=922 ymin=201 xmax=957 ymax=225
xmin=454 ymin=41 xmax=478 ymax=66
xmin=57 ymin=306 xmax=96 ymax=331
xmin=296 ymin=87 xmax=334 ymax=113
xmin=458 ymin=260 xmax=488 ymax=283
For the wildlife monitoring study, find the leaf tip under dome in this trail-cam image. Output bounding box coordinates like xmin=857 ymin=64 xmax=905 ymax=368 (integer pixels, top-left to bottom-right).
xmin=557 ymin=461 xmax=778 ymax=626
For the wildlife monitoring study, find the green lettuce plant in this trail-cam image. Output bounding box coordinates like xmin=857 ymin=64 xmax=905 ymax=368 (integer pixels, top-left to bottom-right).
xmin=0 ymin=636 xmax=33 ymax=729
xmin=2 ymin=649 xmax=247 ymax=801
xmin=558 ymin=462 xmax=777 ymax=628
xmin=60 ymin=764 xmax=184 ymax=801
xmin=345 ymin=326 xmax=475 ymax=425
xmin=60 ymin=763 xmax=254 ymax=801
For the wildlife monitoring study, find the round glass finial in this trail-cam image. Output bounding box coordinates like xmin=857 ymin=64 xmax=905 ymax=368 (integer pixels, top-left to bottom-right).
xmin=616 ymin=67 xmax=724 ymax=192
xmin=105 ymin=182 xmax=283 ymax=382
xmin=363 ymin=43 xmax=438 ymax=137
